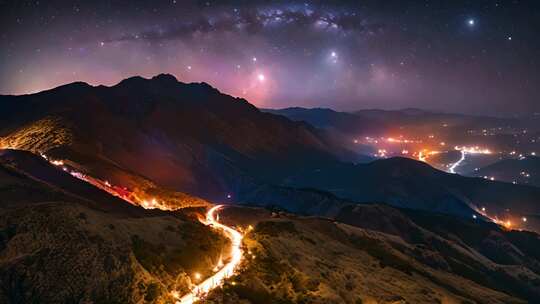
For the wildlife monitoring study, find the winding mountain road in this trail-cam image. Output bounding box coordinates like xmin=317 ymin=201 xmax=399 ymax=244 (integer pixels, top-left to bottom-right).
xmin=41 ymin=155 xmax=245 ymax=303
xmin=175 ymin=205 xmax=243 ymax=304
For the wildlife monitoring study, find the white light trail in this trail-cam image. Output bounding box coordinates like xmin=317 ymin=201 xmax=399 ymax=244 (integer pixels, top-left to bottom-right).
xmin=448 ymin=150 xmax=466 ymax=174
xmin=175 ymin=205 xmax=243 ymax=304
xmin=448 ymin=146 xmax=492 ymax=174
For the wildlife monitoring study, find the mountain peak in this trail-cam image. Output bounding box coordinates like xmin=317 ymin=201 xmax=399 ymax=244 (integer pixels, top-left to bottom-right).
xmin=114 ymin=74 xmax=179 ymax=88
xmin=151 ymin=73 xmax=179 ymax=84
xmin=116 ymin=75 xmax=147 ymax=87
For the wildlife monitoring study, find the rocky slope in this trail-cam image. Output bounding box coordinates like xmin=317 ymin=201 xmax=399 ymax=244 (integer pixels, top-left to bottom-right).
xmin=0 ymin=74 xmax=347 ymax=202
xmin=204 ymin=205 xmax=540 ymax=303
xmin=0 ymin=149 xmax=227 ymax=303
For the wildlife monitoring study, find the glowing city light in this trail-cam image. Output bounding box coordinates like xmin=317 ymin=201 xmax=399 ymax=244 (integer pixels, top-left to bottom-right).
xmin=50 ymin=160 xmax=64 ymax=166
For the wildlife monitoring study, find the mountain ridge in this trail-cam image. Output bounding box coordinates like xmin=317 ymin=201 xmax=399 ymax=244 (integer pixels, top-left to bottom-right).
xmin=2 ymin=75 xmax=539 ymax=231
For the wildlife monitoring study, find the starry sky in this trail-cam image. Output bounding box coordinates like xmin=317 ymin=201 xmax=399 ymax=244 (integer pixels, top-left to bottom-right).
xmin=1 ymin=0 xmax=539 ymax=115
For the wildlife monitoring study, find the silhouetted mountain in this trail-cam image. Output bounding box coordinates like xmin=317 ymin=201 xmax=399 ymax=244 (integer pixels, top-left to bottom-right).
xmin=265 ymin=106 xmax=538 ymax=136
xmin=0 ymin=74 xmax=351 ymax=202
xmin=466 ymin=156 xmax=540 ymax=187
xmin=263 ymin=107 xmax=385 ymax=135
xmin=279 ymin=157 xmax=540 ymax=231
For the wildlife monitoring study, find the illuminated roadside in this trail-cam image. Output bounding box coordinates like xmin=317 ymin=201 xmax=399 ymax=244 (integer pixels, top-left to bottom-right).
xmin=174 ymin=205 xmax=243 ymax=304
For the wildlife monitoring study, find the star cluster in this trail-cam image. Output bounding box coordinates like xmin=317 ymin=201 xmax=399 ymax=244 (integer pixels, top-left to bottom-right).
xmin=1 ymin=0 xmax=539 ymax=114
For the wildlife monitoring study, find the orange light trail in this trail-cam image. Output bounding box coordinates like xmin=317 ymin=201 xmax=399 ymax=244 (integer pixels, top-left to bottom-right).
xmin=175 ymin=205 xmax=243 ymax=304
xmin=40 ymin=154 xmax=244 ymax=303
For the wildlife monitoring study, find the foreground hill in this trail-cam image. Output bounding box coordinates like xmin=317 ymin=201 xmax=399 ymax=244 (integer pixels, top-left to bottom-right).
xmin=3 ymin=148 xmax=540 ymax=303
xmin=205 ymin=206 xmax=540 ymax=303
xmin=0 ymin=149 xmax=226 ymax=303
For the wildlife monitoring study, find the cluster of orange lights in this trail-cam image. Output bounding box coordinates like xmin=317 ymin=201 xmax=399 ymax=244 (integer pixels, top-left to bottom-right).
xmin=40 ymin=153 xmax=175 ymax=210
xmin=386 ymin=137 xmax=422 ymax=144
xmin=417 ymin=149 xmax=440 ymax=162
xmin=475 ymin=206 xmax=529 ymax=231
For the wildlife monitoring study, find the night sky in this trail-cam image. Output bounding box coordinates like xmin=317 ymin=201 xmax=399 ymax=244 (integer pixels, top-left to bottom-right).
xmin=1 ymin=0 xmax=539 ymax=115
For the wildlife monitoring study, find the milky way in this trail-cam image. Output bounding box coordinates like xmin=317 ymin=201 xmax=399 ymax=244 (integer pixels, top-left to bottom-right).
xmin=1 ymin=1 xmax=539 ymax=115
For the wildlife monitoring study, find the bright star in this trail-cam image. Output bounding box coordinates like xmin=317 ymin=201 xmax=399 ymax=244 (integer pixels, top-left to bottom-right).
xmin=258 ymin=74 xmax=265 ymax=81
xmin=507 ymin=36 xmax=512 ymax=41
xmin=329 ymin=51 xmax=338 ymax=63
xmin=252 ymin=57 xmax=257 ymax=62
xmin=468 ymin=19 xmax=475 ymax=26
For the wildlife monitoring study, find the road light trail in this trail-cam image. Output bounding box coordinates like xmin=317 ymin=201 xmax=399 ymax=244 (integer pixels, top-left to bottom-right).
xmin=175 ymin=205 xmax=243 ymax=304
xmin=39 ymin=154 xmax=244 ymax=303
xmin=449 ymin=150 xmax=466 ymax=173
xmin=448 ymin=146 xmax=491 ymax=174
xmin=66 ymin=165 xmax=242 ymax=302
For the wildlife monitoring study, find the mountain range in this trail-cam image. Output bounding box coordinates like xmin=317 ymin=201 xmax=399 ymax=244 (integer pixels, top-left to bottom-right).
xmin=2 ymin=75 xmax=540 ymax=303
xmin=2 ymin=75 xmax=538 ymax=224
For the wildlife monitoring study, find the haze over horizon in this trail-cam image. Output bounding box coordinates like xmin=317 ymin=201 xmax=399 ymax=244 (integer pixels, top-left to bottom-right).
xmin=5 ymin=73 xmax=534 ymax=119
xmin=2 ymin=0 xmax=540 ymax=116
